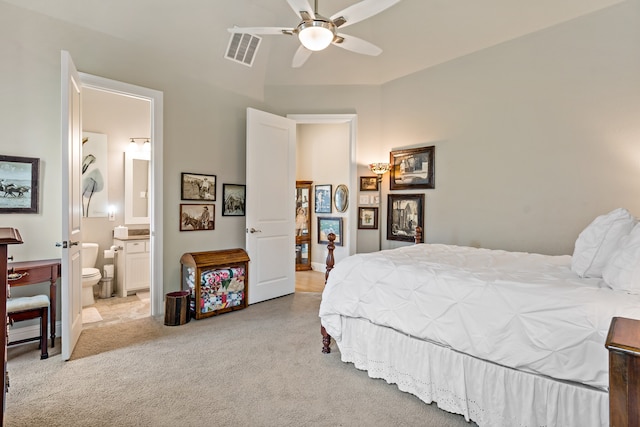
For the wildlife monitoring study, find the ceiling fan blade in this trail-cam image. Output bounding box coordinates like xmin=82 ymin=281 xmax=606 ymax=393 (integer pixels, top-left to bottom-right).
xmin=228 ymin=26 xmax=292 ymax=36
xmin=287 ymin=0 xmax=315 ymax=20
xmin=333 ymin=33 xmax=382 ymax=56
xmin=292 ymin=45 xmax=313 ymax=68
xmin=330 ymin=0 xmax=401 ymax=29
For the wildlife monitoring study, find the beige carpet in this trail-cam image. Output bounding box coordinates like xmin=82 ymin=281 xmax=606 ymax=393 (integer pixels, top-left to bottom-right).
xmin=5 ymin=293 xmax=473 ymax=427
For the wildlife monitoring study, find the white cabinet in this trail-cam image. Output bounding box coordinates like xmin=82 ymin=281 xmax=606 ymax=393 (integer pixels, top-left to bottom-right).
xmin=114 ymin=238 xmax=150 ymax=297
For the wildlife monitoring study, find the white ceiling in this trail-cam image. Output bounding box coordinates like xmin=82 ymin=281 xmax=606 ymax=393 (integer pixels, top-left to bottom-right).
xmin=5 ymin=0 xmax=625 ymax=86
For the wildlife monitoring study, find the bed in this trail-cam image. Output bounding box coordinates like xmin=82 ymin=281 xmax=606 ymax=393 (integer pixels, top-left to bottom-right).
xmin=319 ymin=208 xmax=640 ymax=427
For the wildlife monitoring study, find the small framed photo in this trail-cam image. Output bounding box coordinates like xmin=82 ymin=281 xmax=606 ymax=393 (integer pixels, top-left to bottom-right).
xmin=358 ymin=207 xmax=378 ymax=230
xmin=180 ymin=203 xmax=214 ymax=231
xmin=387 ymin=194 xmax=424 ymax=242
xmin=359 ymin=176 xmax=378 ymax=191
xmin=0 ymin=155 xmax=39 ymax=214
xmin=318 ymin=216 xmax=343 ymax=246
xmin=390 ymin=146 xmax=435 ymax=190
xmin=222 ymin=184 xmax=246 ymax=216
xmin=314 ymin=184 xmax=332 ymax=213
xmin=181 ymin=172 xmax=216 ymax=201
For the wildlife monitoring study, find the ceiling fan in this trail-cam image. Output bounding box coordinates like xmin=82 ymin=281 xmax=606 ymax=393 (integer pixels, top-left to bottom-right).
xmin=228 ymin=0 xmax=401 ymax=68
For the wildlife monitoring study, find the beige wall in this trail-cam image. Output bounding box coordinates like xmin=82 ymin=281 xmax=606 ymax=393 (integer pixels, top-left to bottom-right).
xmin=0 ymin=2 xmax=269 ymax=294
xmin=1 ymin=0 xmax=639 ymax=312
xmin=268 ymin=1 xmax=640 ymax=255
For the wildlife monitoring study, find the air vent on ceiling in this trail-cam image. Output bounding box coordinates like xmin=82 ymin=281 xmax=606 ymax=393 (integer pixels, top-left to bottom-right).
xmin=225 ymin=33 xmax=261 ymax=67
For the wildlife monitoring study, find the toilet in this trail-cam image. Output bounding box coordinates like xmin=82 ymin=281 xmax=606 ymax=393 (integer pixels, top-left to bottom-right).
xmin=82 ymin=243 xmax=102 ymax=307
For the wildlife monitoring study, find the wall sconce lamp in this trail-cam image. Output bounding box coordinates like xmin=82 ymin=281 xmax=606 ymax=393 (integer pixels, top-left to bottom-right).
xmin=369 ymin=163 xmax=390 ymax=182
xmin=368 ymin=162 xmax=390 ymax=251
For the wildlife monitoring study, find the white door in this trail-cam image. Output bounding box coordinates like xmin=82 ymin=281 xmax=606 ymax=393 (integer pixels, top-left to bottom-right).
xmin=60 ymin=51 xmax=84 ymax=360
xmin=246 ymin=108 xmax=296 ymax=304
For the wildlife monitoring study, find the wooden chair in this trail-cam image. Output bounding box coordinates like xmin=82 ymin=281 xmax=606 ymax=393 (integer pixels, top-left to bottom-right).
xmin=7 ymin=295 xmax=49 ymax=359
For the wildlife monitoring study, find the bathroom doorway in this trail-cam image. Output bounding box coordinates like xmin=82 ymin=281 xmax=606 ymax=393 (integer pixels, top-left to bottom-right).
xmin=77 ymin=73 xmax=164 ymax=328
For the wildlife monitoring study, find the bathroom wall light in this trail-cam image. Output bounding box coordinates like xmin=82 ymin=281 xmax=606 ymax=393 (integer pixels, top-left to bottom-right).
xmin=128 ymin=137 xmax=151 ymax=152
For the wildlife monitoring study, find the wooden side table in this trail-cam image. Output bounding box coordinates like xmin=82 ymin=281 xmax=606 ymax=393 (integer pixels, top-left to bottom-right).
xmin=605 ymin=316 xmax=640 ymax=427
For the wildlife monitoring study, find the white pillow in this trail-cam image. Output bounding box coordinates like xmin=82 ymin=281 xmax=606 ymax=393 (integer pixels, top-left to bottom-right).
xmin=603 ymin=223 xmax=640 ymax=294
xmin=571 ymin=208 xmax=636 ymax=278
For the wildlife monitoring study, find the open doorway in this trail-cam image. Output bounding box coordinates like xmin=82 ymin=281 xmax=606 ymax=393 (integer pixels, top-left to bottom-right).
xmin=77 ymin=73 xmax=164 ymax=327
xmin=289 ymin=114 xmax=357 ymax=291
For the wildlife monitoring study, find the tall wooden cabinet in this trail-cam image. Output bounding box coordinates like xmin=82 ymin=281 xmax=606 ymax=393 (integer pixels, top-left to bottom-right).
xmin=0 ymin=228 xmax=23 ymax=425
xmin=295 ymin=181 xmax=312 ymax=271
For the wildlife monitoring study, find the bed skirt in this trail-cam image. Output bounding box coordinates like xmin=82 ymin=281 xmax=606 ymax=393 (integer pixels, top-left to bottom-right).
xmin=336 ymin=316 xmax=608 ymax=427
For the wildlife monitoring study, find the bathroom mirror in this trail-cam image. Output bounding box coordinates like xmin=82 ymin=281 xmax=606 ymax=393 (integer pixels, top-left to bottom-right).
xmin=124 ymin=150 xmax=150 ymax=224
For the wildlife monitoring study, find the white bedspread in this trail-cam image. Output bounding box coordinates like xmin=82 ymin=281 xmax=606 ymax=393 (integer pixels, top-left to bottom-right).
xmin=319 ymin=244 xmax=640 ymax=390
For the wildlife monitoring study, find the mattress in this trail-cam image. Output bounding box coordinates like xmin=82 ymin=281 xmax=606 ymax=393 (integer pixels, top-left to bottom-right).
xmin=319 ymin=244 xmax=640 ymax=390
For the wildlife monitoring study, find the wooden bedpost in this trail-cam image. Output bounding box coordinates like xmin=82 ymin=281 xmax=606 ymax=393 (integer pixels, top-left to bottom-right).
xmin=321 ymin=232 xmax=336 ymax=354
xmin=325 ymin=232 xmax=336 ymax=284
xmin=415 ymin=225 xmax=423 ymax=244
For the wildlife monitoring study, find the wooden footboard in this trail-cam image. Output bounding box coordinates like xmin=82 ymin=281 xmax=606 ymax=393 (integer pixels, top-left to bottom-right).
xmin=321 ymin=226 xmax=423 ymax=353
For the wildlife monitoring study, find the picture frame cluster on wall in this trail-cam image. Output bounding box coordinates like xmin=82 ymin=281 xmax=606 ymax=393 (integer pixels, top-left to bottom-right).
xmin=356 ymin=145 xmax=434 ymax=238
xmin=0 ymin=155 xmax=39 ymax=214
xmin=179 ymin=172 xmax=246 ymax=231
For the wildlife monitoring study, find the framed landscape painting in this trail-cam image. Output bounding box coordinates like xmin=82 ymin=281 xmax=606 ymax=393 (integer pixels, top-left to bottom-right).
xmin=317 ymin=216 xmax=342 ymax=246
xmin=0 ymin=155 xmax=39 ymax=214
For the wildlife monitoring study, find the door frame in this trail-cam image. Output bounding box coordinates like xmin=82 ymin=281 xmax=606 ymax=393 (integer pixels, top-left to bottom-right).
xmin=78 ymin=73 xmax=164 ymax=316
xmin=287 ymin=114 xmax=358 ymax=260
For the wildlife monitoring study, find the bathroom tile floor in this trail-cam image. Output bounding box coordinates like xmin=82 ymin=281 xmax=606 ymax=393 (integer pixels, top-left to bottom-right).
xmin=82 ymin=291 xmax=150 ymax=330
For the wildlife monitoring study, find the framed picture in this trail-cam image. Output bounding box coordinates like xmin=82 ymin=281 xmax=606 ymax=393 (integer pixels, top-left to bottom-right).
xmin=0 ymin=155 xmax=39 ymax=214
xmin=181 ymin=172 xmax=216 ymax=201
xmin=180 ymin=203 xmax=215 ymax=231
xmin=387 ymin=194 xmax=424 ymax=242
xmin=82 ymin=132 xmax=109 ymax=217
xmin=390 ymin=146 xmax=435 ymax=190
xmin=359 ymin=176 xmax=378 ymax=191
xmin=222 ymin=184 xmax=246 ymax=216
xmin=334 ymin=184 xmax=349 ymax=213
xmin=318 ymin=216 xmax=343 ymax=246
xmin=314 ymin=184 xmax=332 ymax=213
xmin=358 ymin=207 xmax=378 ymax=230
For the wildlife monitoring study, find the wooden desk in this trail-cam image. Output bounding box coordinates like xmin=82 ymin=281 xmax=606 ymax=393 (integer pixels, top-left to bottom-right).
xmin=605 ymin=316 xmax=640 ymax=427
xmin=7 ymin=259 xmax=60 ymax=348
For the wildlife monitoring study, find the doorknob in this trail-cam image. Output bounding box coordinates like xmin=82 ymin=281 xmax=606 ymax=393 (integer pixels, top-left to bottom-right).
xmin=55 ymin=241 xmax=80 ymax=248
xmin=248 ymin=228 xmax=262 ymax=234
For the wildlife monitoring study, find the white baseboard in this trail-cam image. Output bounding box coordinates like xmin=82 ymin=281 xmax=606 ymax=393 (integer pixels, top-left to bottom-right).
xmin=311 ymin=262 xmax=326 ymax=272
xmin=8 ymin=321 xmax=61 ymax=344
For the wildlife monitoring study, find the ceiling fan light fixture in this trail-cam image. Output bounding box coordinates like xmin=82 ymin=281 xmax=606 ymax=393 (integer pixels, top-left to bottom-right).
xmin=297 ymin=20 xmax=334 ymax=51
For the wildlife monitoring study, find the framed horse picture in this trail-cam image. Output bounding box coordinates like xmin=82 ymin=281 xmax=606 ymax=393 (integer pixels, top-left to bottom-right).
xmin=180 ymin=203 xmax=215 ymax=231
xmin=181 ymin=172 xmax=216 ymax=201
xmin=0 ymin=155 xmax=39 ymax=214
